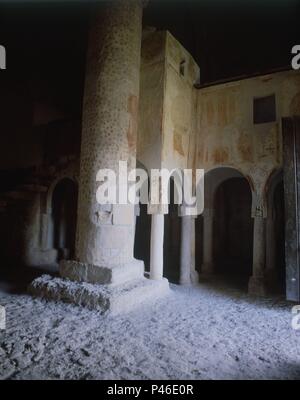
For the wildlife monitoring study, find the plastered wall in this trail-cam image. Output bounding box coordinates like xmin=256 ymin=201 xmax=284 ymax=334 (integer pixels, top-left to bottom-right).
xmin=137 ymin=30 xmax=199 ymax=173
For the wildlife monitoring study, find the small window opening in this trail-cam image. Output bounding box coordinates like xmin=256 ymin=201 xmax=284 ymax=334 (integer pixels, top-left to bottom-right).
xmin=253 ymin=94 xmax=276 ymax=124
xmin=180 ymin=60 xmax=186 ymax=77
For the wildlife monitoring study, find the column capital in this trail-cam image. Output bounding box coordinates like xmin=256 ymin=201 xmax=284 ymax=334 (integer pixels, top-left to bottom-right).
xmin=179 ymin=207 xmax=197 ymax=218
xmin=147 ymin=203 xmax=168 ymax=215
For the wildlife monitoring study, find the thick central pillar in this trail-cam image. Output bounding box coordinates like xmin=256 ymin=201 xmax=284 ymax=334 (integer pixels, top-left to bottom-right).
xmin=29 ymin=1 xmax=171 ymax=311
xmin=60 ymin=0 xmax=144 ymax=284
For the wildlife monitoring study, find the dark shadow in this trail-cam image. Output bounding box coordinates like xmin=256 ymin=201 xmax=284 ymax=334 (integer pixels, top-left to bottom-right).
xmin=213 ymin=177 xmax=253 ymax=290
xmin=134 ymin=203 xmax=151 ymax=272
xmin=0 ymin=264 xmax=58 ymax=295
xmin=164 ymin=178 xmax=181 ymax=283
xmin=52 ymin=178 xmax=78 ymax=262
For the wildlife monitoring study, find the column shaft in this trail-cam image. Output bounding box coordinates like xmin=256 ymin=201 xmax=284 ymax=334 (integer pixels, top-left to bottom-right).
xmin=75 ymin=0 xmax=143 ymax=267
xmin=150 ymin=214 xmax=164 ymax=280
xmin=202 ymin=212 xmax=214 ymax=274
xmin=248 ymin=216 xmax=267 ymax=295
xmin=180 ymin=215 xmax=192 ymax=285
xmin=252 ymin=216 xmax=266 ymax=277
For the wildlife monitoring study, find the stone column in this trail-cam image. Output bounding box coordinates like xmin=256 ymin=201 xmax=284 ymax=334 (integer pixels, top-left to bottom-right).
xmin=201 ymin=209 xmax=214 ymax=275
xmin=248 ymin=215 xmax=267 ymax=295
xmin=150 ymin=213 xmax=164 ymax=280
xmin=179 ymin=215 xmax=192 ymax=285
xmin=266 ymin=216 xmax=276 ymax=272
xmin=60 ymin=0 xmax=144 ymax=284
xmin=190 ymin=216 xmax=199 ymax=284
xmin=265 ymin=215 xmax=278 ymax=291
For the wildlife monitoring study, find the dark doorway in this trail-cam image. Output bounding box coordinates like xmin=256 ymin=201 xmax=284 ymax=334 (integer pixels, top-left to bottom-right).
xmin=164 ymin=178 xmax=181 ymax=283
xmin=214 ymin=177 xmax=253 ymax=284
xmin=52 ymin=178 xmax=78 ymax=262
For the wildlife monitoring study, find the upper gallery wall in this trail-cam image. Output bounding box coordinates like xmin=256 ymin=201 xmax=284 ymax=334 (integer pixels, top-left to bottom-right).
xmin=196 ymin=70 xmax=300 ymax=190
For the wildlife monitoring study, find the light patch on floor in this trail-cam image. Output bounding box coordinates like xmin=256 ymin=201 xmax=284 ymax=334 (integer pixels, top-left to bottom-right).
xmin=0 ymin=282 xmax=299 ymax=380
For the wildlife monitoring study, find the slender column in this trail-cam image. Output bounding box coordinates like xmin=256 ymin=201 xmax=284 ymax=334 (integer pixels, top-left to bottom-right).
xmin=150 ymin=214 xmax=164 ymax=280
xmin=252 ymin=216 xmax=266 ymax=277
xmin=201 ymin=209 xmax=214 ymax=275
xmin=248 ymin=216 xmax=267 ymax=295
xmin=190 ymin=216 xmax=199 ymax=284
xmin=266 ymin=216 xmax=276 ymax=272
xmin=265 ymin=215 xmax=278 ymax=290
xmin=179 ymin=215 xmax=192 ymax=285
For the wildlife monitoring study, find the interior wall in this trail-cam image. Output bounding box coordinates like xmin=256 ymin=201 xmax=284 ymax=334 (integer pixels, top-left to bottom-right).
xmin=196 ymin=70 xmax=300 ymax=193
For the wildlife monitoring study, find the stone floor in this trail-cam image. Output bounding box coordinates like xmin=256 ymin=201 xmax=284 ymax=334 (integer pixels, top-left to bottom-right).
xmin=0 ymin=272 xmax=299 ymax=380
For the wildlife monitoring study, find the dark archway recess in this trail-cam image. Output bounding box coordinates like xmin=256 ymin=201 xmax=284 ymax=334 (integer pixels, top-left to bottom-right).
xmin=213 ymin=177 xmax=253 ymax=284
xmin=134 ymin=203 xmax=151 ymax=272
xmin=163 ymin=178 xmax=181 ymax=284
xmin=52 ymin=178 xmax=78 ymax=262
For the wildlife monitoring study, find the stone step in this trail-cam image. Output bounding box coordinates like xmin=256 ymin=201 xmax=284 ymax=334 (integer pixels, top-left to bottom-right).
xmin=59 ymin=259 xmax=144 ymax=286
xmin=29 ymin=275 xmax=170 ymax=315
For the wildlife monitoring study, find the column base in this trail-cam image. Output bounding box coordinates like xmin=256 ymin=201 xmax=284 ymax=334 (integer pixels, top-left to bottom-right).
xmin=179 ymin=278 xmax=192 ymax=286
xmin=179 ymin=270 xmax=200 ymax=286
xmin=59 ymin=258 xmax=144 ymax=286
xmin=190 ymin=270 xmax=199 ymax=285
xmin=248 ymin=275 xmax=268 ymax=296
xmin=28 ymin=275 xmax=169 ymax=316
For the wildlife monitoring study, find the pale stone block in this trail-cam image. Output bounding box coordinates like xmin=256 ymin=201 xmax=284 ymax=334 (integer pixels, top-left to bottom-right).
xmin=60 ymin=259 xmax=144 ymax=286
xmin=29 ymin=275 xmax=169 ymax=315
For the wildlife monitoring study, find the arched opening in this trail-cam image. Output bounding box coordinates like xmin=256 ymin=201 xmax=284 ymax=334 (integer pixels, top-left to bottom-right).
xmin=214 ymin=177 xmax=253 ymax=283
xmin=266 ymin=171 xmax=286 ymax=294
xmin=134 ymin=202 xmax=151 ymax=272
xmin=197 ymin=167 xmax=253 ymax=290
xmin=134 ymin=162 xmax=151 ymax=272
xmin=51 ymin=178 xmax=78 ymax=262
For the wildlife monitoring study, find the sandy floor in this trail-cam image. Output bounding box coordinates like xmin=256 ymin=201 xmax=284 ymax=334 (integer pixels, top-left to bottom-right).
xmin=0 ymin=280 xmax=299 ymax=380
